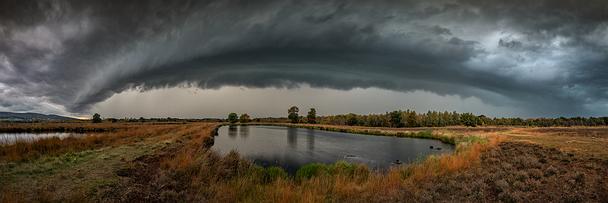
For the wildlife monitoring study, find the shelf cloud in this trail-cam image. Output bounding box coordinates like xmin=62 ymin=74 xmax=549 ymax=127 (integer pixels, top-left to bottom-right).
xmin=1 ymin=0 xmax=607 ymax=116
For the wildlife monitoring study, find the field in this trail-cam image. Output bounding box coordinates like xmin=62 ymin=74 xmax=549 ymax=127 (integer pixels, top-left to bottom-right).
xmin=1 ymin=122 xmax=607 ymax=202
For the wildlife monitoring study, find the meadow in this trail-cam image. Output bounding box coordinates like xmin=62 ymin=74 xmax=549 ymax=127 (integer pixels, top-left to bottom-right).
xmin=0 ymin=122 xmax=606 ymax=202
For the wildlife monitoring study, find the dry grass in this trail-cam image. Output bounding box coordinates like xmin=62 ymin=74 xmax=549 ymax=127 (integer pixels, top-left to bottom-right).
xmin=0 ymin=122 xmax=205 ymax=202
xmin=0 ymin=190 xmax=22 ymax=203
xmin=414 ymin=141 xmax=608 ymax=202
xmin=159 ymin=123 xmax=217 ymax=170
xmin=404 ymin=134 xmax=503 ymax=182
xmin=506 ymin=127 xmax=608 ymax=159
xmin=0 ymin=122 xmax=128 ymax=133
xmin=0 ymin=123 xmax=181 ymax=162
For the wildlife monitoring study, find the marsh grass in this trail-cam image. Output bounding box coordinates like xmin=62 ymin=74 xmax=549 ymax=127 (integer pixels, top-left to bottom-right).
xmin=0 ymin=122 xmax=127 ymax=133
xmin=0 ymin=124 xmax=180 ymax=162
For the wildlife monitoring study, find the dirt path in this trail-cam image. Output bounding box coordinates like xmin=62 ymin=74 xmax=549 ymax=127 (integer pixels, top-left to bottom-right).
xmin=102 ymin=123 xmax=219 ymax=202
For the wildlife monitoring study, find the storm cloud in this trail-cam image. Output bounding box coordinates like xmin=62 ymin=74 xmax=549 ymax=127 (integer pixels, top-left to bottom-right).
xmin=0 ymin=0 xmax=607 ymax=116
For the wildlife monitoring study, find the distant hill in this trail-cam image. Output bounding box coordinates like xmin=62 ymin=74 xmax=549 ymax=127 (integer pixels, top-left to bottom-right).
xmin=0 ymin=112 xmax=78 ymax=121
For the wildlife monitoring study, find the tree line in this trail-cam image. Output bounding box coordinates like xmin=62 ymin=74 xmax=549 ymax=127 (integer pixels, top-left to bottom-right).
xmin=235 ymin=107 xmax=608 ymax=127
xmin=316 ymin=110 xmax=608 ymax=127
xmin=226 ymin=106 xmax=318 ymax=124
xmin=91 ymin=107 xmax=608 ymax=127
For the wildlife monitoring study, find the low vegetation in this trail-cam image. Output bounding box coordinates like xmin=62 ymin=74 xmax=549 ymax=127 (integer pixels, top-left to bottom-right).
xmin=0 ymin=122 xmax=126 ymax=133
xmin=416 ymin=142 xmax=608 ymax=202
xmin=0 ymin=124 xmax=180 ymax=162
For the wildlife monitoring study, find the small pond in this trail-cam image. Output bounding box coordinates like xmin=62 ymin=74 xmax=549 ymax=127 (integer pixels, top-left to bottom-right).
xmin=212 ymin=125 xmax=454 ymax=173
xmin=0 ymin=133 xmax=86 ymax=145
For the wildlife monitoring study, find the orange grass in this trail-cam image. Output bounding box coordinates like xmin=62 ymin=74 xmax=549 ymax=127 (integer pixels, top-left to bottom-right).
xmin=0 ymin=190 xmax=21 ymax=203
xmin=405 ymin=134 xmax=503 ymax=182
xmin=159 ymin=123 xmax=217 ymax=171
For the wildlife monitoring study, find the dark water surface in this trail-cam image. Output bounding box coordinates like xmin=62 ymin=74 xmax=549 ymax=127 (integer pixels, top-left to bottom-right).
xmin=212 ymin=125 xmax=454 ymax=173
xmin=0 ymin=133 xmax=86 ymax=145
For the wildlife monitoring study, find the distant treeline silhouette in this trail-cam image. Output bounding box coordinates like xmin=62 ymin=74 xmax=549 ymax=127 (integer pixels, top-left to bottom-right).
xmin=294 ymin=110 xmax=608 ymax=127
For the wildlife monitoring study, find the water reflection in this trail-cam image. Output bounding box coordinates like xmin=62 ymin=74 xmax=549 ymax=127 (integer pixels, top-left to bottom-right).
xmin=239 ymin=125 xmax=249 ymax=138
xmin=306 ymin=128 xmax=315 ymax=150
xmin=212 ymin=125 xmax=455 ymax=173
xmin=228 ymin=125 xmax=238 ymax=138
xmin=0 ymin=133 xmax=86 ymax=145
xmin=287 ymin=127 xmax=297 ymax=148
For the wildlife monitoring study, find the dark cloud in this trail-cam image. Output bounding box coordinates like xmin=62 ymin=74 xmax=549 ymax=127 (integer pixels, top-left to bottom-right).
xmin=0 ymin=0 xmax=607 ymax=116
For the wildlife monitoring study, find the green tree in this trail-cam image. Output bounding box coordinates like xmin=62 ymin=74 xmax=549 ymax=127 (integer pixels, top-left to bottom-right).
xmin=288 ymin=106 xmax=299 ymax=123
xmin=389 ymin=111 xmax=402 ymax=127
xmin=92 ymin=113 xmax=102 ymax=123
xmin=406 ymin=111 xmax=418 ymax=127
xmin=227 ymin=113 xmax=238 ymax=123
xmin=461 ymin=113 xmax=479 ymax=127
xmin=307 ymin=108 xmax=317 ymax=124
xmin=239 ymin=113 xmax=251 ymax=123
xmin=346 ymin=113 xmax=359 ymax=126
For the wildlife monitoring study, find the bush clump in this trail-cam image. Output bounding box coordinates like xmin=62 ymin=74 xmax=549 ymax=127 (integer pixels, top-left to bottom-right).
xmin=262 ymin=166 xmax=288 ymax=183
xmin=296 ymin=163 xmax=330 ymax=180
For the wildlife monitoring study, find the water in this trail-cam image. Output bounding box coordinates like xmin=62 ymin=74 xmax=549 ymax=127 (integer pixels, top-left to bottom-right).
xmin=0 ymin=133 xmax=86 ymax=145
xmin=212 ymin=125 xmax=454 ymax=173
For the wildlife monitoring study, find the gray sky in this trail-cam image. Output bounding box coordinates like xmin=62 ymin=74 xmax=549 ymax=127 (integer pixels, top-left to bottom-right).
xmin=91 ymin=86 xmax=525 ymax=118
xmin=1 ymin=0 xmax=608 ymax=118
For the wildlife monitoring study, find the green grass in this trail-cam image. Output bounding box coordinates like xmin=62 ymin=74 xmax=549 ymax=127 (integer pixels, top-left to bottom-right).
xmin=296 ymin=163 xmax=330 ymax=180
xmin=0 ymin=135 xmax=171 ymax=201
xmin=1 ymin=150 xmax=96 ymax=179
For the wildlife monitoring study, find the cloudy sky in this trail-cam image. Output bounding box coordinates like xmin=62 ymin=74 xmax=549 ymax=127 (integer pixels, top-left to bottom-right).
xmin=1 ymin=0 xmax=607 ymax=118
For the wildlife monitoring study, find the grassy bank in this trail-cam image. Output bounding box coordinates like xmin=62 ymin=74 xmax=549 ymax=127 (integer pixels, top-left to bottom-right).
xmin=0 ymin=124 xmax=182 ymax=162
xmin=0 ymin=123 xmax=212 ymax=202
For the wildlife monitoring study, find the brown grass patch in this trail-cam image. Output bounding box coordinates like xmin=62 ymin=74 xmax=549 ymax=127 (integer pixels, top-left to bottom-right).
xmin=507 ymin=127 xmax=608 ymax=159
xmin=0 ymin=123 xmax=181 ymax=162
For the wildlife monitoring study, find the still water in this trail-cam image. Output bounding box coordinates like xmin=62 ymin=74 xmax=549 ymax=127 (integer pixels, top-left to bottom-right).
xmin=212 ymin=125 xmax=454 ymax=173
xmin=0 ymin=133 xmax=86 ymax=145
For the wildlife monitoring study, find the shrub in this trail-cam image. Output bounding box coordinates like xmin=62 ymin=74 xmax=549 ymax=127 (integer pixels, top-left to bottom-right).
xmin=545 ymin=165 xmax=557 ymax=177
xmin=295 ymin=163 xmax=329 ymax=180
xmin=263 ymin=167 xmax=288 ymax=183
xmin=494 ymin=179 xmax=509 ymax=192
xmin=528 ymin=169 xmax=543 ymax=180
xmin=330 ymin=161 xmax=356 ymax=176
